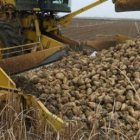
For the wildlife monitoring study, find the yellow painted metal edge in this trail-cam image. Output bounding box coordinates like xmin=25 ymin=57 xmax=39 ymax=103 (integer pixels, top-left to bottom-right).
xmin=23 ymin=30 xmax=64 ymax=49
xmin=0 ymin=68 xmax=66 ymax=132
xmin=38 ymin=100 xmax=67 ymax=132
xmin=116 ymin=34 xmax=133 ymax=43
xmin=0 ymin=68 xmax=16 ymax=88
xmin=21 ymin=93 xmax=67 ymax=132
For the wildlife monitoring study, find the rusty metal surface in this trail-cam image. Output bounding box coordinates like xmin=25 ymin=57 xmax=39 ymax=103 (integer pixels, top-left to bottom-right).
xmin=114 ymin=0 xmax=140 ymax=12
xmin=0 ymin=45 xmax=68 ymax=75
xmin=43 ymin=32 xmax=80 ymax=47
xmin=83 ymin=40 xmax=117 ymax=51
xmin=83 ymin=34 xmax=131 ymax=51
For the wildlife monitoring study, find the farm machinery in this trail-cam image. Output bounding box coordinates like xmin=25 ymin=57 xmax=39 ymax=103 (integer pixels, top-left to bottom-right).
xmin=0 ymin=0 xmax=140 ymax=133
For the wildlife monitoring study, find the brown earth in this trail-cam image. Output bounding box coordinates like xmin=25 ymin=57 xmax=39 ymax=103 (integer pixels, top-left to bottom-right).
xmin=61 ymin=18 xmax=140 ymax=42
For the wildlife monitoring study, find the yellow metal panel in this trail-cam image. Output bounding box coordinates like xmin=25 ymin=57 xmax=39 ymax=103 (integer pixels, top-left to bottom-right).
xmin=33 ymin=8 xmax=40 ymax=11
xmin=0 ymin=68 xmax=16 ymax=88
xmin=116 ymin=34 xmax=132 ymax=43
xmin=21 ymin=15 xmax=36 ymax=28
xmin=38 ymin=100 xmax=66 ymax=132
xmin=3 ymin=0 xmax=15 ymax=6
xmin=21 ymin=93 xmax=66 ymax=132
xmin=0 ymin=69 xmax=66 ymax=132
xmin=23 ymin=30 xmax=64 ymax=48
xmin=34 ymin=19 xmax=41 ymax=42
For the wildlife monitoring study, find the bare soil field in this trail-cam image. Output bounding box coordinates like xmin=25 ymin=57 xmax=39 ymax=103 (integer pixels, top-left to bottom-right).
xmin=61 ymin=18 xmax=140 ymax=42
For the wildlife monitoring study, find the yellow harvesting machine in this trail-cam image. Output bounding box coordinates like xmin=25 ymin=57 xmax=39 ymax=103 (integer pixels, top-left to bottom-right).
xmin=0 ymin=0 xmax=139 ymax=74
xmin=0 ymin=0 xmax=107 ymax=75
xmin=0 ymin=0 xmax=140 ymax=133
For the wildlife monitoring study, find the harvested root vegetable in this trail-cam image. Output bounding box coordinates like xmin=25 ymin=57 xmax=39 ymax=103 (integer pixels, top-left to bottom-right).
xmin=13 ymin=38 xmax=140 ymax=139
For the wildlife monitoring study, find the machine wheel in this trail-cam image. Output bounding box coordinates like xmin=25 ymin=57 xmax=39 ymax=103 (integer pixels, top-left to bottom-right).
xmin=0 ymin=20 xmax=24 ymax=58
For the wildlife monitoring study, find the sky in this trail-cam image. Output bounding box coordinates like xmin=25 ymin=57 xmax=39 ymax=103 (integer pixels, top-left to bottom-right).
xmin=61 ymin=0 xmax=140 ymax=19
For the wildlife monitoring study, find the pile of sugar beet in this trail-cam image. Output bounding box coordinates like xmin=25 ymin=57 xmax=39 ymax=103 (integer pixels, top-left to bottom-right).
xmin=13 ymin=38 xmax=140 ymax=138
